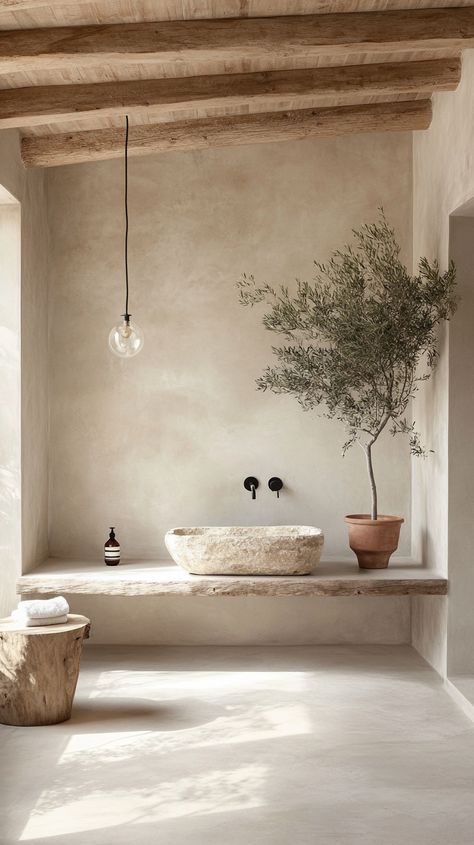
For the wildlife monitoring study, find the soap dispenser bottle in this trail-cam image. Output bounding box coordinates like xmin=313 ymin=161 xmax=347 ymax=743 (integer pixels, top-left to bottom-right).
xmin=104 ymin=527 xmax=120 ymax=566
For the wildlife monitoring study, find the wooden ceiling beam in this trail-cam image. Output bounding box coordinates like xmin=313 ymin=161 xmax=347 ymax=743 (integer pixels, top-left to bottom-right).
xmin=0 ymin=58 xmax=459 ymax=129
xmin=1 ymin=8 xmax=474 ymax=74
xmin=0 ymin=0 xmax=81 ymax=7
xmin=21 ymin=98 xmax=432 ymax=168
xmin=2 ymin=0 xmax=474 ymax=11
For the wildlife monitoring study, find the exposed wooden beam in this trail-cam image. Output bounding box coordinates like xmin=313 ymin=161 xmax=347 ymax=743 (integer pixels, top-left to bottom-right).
xmin=0 ymin=0 xmax=73 ymax=5
xmin=1 ymin=8 xmax=474 ymax=74
xmin=0 ymin=0 xmax=80 ymax=7
xmin=21 ymin=98 xmax=432 ymax=168
xmin=0 ymin=58 xmax=459 ymax=129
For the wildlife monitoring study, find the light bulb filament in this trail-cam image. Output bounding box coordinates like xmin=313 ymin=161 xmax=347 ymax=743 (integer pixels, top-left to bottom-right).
xmin=120 ymin=320 xmax=132 ymax=339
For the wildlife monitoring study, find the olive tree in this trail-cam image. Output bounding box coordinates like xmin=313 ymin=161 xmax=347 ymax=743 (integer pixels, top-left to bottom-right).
xmin=237 ymin=212 xmax=456 ymax=520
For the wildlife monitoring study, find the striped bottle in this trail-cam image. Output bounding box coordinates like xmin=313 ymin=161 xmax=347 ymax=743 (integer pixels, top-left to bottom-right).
xmin=104 ymin=527 xmax=120 ymax=566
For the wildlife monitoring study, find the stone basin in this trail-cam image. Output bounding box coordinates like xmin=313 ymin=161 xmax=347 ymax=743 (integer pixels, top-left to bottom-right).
xmin=165 ymin=526 xmax=324 ymax=576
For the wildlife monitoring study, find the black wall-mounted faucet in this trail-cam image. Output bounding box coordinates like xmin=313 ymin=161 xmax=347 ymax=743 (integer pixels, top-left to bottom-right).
xmin=244 ymin=477 xmax=259 ymax=500
xmin=268 ymin=477 xmax=283 ymax=498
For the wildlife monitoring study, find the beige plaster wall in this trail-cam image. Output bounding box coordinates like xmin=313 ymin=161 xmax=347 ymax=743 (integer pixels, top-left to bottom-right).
xmin=412 ymin=51 xmax=474 ymax=675
xmin=0 ymin=129 xmax=48 ymax=616
xmin=0 ymin=197 xmax=21 ymax=618
xmin=47 ymin=132 xmax=413 ymax=573
xmin=445 ymin=214 xmax=474 ymax=675
xmin=60 ymin=593 xmax=411 ymax=646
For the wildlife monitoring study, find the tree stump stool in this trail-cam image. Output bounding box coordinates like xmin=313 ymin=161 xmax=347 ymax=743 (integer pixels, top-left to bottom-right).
xmin=0 ymin=614 xmax=90 ymax=726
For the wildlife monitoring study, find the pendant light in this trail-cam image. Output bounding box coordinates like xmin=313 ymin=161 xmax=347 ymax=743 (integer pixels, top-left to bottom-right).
xmin=108 ymin=115 xmax=144 ymax=358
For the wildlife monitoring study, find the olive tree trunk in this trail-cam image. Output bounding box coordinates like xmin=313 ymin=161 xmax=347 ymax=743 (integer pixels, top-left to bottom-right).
xmin=365 ymin=444 xmax=378 ymax=520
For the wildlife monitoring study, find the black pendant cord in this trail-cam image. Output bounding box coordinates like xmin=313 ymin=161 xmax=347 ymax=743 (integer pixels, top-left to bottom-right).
xmin=124 ymin=114 xmax=130 ymax=321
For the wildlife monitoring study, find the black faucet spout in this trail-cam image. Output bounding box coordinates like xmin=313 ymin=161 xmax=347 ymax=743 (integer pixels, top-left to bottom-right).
xmin=244 ymin=477 xmax=259 ymax=500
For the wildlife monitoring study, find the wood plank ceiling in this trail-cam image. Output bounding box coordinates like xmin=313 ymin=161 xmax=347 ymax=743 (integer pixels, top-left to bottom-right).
xmin=0 ymin=0 xmax=472 ymax=167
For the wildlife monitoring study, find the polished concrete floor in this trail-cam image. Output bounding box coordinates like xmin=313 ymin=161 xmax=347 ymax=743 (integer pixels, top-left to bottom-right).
xmin=2 ymin=645 xmax=474 ymax=845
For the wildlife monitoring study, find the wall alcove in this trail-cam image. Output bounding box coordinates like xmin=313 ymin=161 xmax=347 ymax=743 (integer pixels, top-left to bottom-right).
xmin=0 ymin=184 xmax=21 ymax=617
xmin=447 ymin=204 xmax=474 ymax=679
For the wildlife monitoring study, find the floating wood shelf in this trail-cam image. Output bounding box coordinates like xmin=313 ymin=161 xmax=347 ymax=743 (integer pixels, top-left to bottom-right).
xmin=17 ymin=559 xmax=448 ymax=598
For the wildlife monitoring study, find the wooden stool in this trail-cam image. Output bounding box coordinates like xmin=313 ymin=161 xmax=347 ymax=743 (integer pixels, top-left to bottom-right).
xmin=0 ymin=614 xmax=90 ymax=726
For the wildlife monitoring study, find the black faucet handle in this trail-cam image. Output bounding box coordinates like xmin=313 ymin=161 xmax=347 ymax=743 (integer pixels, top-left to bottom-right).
xmin=268 ymin=477 xmax=283 ymax=498
xmin=244 ymin=477 xmax=259 ymax=500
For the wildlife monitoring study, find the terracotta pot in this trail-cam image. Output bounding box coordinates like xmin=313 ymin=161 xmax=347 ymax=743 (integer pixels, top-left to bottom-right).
xmin=344 ymin=514 xmax=404 ymax=569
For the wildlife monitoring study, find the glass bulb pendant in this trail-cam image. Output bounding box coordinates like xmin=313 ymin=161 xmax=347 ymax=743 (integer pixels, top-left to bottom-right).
xmin=108 ymin=315 xmax=144 ymax=358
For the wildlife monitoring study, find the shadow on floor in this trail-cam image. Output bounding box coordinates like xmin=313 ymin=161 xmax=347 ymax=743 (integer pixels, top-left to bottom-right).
xmin=68 ymin=696 xmax=226 ymax=732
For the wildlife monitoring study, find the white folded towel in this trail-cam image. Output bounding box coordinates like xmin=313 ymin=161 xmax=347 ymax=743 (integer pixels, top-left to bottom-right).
xmin=14 ymin=596 xmax=69 ymax=620
xmin=11 ymin=610 xmax=68 ymax=627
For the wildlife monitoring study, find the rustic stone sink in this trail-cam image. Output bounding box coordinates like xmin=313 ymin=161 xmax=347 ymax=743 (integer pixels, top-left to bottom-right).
xmin=165 ymin=526 xmax=324 ymax=576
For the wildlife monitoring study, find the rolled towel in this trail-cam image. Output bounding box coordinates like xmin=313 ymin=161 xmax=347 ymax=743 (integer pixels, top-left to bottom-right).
xmin=11 ymin=610 xmax=68 ymax=627
xmin=15 ymin=596 xmax=69 ymax=620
